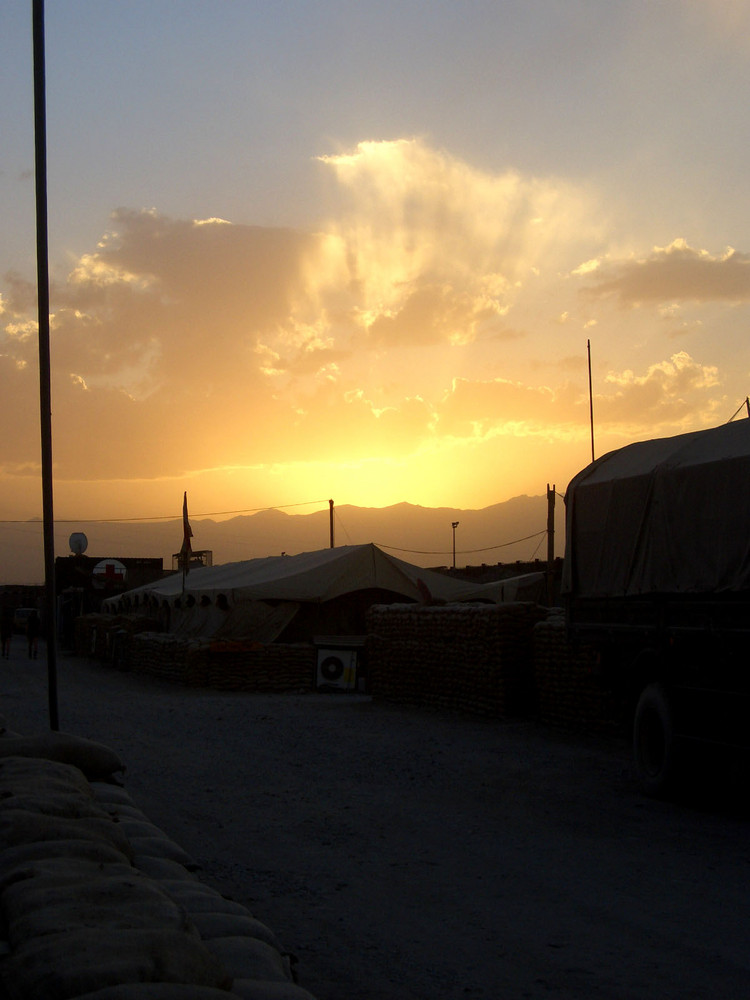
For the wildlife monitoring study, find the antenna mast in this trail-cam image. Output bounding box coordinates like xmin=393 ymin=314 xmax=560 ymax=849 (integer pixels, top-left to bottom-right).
xmin=587 ymin=339 xmax=595 ymax=462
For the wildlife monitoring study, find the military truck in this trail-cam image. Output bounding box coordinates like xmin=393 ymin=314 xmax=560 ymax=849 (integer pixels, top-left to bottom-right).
xmin=561 ymin=419 xmax=750 ymax=795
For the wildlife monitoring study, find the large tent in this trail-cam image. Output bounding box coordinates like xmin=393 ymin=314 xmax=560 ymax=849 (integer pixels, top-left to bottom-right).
xmin=561 ymin=419 xmax=750 ymax=598
xmin=103 ymin=543 xmax=486 ymax=641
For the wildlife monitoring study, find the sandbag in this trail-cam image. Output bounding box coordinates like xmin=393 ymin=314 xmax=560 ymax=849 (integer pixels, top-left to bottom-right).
xmin=89 ymin=782 xmax=136 ymax=806
xmin=0 ymin=733 xmax=125 ymax=779
xmin=71 ymin=986 xmax=245 ymax=1000
xmin=116 ymin=817 xmax=179 ymax=841
xmin=3 ymin=872 xmax=195 ymax=949
xmin=202 ymin=936 xmax=290 ymax=983
xmin=0 ymin=837 xmax=131 ymax=876
xmin=0 ymin=809 xmax=133 ymax=859
xmin=156 ymin=880 xmax=250 ymax=916
xmin=188 ymin=912 xmax=279 ymax=950
xmin=126 ymin=835 xmax=198 ymax=869
xmin=230 ymin=982 xmax=318 ymax=1000
xmin=0 ymin=756 xmax=93 ymax=798
xmin=0 ymin=927 xmax=232 ymax=1000
xmin=0 ymin=791 xmax=108 ymax=821
xmin=130 ymin=854 xmax=202 ymax=882
xmin=0 ymin=855 xmax=135 ymax=896
xmin=96 ymin=803 xmax=151 ymax=822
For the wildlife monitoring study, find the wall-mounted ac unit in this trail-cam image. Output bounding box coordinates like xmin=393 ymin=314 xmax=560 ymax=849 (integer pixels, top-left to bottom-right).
xmin=316 ymin=648 xmax=358 ymax=691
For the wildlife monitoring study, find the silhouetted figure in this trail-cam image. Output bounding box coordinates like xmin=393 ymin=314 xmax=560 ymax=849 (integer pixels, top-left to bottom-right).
xmin=26 ymin=610 xmax=40 ymax=659
xmin=0 ymin=607 xmax=12 ymax=658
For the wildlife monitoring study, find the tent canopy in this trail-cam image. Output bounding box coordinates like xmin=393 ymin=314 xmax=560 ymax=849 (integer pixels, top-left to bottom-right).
xmin=561 ymin=420 xmax=750 ymax=598
xmin=109 ymin=543 xmax=481 ymax=607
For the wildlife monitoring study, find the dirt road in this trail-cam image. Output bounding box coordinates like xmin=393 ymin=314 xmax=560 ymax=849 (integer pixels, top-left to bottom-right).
xmin=2 ymin=644 xmax=749 ymax=999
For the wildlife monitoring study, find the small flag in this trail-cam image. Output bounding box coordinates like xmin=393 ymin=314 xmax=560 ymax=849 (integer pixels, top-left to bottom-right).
xmin=180 ymin=491 xmax=193 ymax=573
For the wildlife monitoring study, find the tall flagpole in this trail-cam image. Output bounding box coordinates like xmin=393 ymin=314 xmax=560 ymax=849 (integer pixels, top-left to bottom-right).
xmin=180 ymin=492 xmax=193 ymax=593
xmin=587 ymin=339 xmax=595 ymax=463
xmin=33 ymin=0 xmax=59 ymax=730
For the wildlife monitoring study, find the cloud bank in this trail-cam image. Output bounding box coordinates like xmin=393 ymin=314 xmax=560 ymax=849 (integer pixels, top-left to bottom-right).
xmin=1 ymin=140 xmax=743 ymax=517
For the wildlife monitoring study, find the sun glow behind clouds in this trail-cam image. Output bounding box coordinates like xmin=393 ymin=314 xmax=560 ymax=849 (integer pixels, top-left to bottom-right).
xmin=0 ymin=132 xmax=746 ymax=521
xmin=317 ymin=139 xmax=596 ymax=351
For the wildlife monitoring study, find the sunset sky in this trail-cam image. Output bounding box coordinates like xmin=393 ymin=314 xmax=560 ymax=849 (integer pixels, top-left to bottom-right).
xmin=2 ymin=1 xmax=750 ymax=530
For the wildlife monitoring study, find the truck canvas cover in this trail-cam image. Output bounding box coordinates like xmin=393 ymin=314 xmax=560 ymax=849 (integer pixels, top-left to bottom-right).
xmin=561 ymin=420 xmax=750 ymax=597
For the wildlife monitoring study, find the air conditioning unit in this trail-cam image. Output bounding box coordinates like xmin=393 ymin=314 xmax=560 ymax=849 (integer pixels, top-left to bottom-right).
xmin=316 ymin=648 xmax=358 ymax=691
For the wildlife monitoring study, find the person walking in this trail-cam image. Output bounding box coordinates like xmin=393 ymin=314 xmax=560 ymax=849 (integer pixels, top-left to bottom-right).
xmin=0 ymin=606 xmax=12 ymax=658
xmin=26 ymin=610 xmax=40 ymax=659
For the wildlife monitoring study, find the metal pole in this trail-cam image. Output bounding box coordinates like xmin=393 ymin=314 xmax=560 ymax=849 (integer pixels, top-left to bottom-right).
xmin=546 ymin=484 xmax=555 ymax=605
xmin=451 ymin=521 xmax=459 ymax=570
xmin=33 ymin=0 xmax=59 ymax=730
xmin=587 ymin=339 xmax=595 ymax=463
xmin=329 ymin=499 xmax=334 ymax=548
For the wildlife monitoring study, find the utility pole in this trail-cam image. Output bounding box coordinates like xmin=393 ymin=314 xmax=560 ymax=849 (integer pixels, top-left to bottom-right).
xmin=451 ymin=521 xmax=459 ymax=570
xmin=329 ymin=499 xmax=334 ymax=548
xmin=546 ymin=484 xmax=555 ymax=605
xmin=33 ymin=0 xmax=59 ymax=731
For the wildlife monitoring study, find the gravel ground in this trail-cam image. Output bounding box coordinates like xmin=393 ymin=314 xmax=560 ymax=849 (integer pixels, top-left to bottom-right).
xmin=2 ymin=642 xmax=750 ymax=1000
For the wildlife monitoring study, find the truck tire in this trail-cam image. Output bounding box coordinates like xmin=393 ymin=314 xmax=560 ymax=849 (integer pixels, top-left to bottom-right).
xmin=633 ymin=683 xmax=677 ymax=797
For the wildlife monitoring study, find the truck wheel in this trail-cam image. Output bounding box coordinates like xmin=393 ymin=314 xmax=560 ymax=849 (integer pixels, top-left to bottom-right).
xmin=633 ymin=683 xmax=677 ymax=797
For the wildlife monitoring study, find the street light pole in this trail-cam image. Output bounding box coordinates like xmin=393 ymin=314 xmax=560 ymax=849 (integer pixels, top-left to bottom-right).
xmin=451 ymin=521 xmax=459 ymax=570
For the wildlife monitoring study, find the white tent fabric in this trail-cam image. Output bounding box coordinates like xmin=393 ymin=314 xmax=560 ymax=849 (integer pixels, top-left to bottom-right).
xmin=458 ymin=572 xmax=547 ymax=604
xmin=561 ymin=420 xmax=750 ymax=598
xmin=104 ymin=544 xmax=487 ymax=639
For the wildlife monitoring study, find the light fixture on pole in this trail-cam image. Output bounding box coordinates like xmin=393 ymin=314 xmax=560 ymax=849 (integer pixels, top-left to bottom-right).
xmin=451 ymin=521 xmax=459 ymax=570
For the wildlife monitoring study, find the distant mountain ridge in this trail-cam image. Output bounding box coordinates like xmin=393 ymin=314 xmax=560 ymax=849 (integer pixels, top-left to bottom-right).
xmin=0 ymin=494 xmax=566 ymax=585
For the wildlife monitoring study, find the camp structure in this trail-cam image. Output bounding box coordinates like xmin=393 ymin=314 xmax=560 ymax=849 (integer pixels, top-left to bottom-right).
xmin=458 ymin=571 xmax=547 ymax=604
xmin=103 ymin=543 xmax=485 ymax=642
xmin=562 ymin=418 xmax=750 ymax=598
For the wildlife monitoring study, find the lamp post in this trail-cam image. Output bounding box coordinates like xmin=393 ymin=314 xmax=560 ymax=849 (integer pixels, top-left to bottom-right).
xmin=451 ymin=521 xmax=459 ymax=570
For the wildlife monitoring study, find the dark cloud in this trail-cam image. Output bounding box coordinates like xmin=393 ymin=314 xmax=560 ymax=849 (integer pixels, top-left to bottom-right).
xmin=0 ymin=210 xmax=340 ymax=481
xmin=584 ymin=240 xmax=750 ymax=304
xmin=436 ymin=352 xmax=722 ymax=443
xmin=53 ymin=209 xmax=323 ymax=387
xmin=366 ymin=283 xmax=498 ymax=348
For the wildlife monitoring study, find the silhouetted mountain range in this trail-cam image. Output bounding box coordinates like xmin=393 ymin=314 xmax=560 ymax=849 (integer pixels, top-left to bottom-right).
xmin=0 ymin=494 xmax=566 ymax=584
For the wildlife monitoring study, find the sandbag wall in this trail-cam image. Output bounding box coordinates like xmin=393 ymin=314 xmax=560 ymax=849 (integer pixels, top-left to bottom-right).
xmin=366 ymin=602 xmax=547 ymax=717
xmin=532 ymin=611 xmax=619 ymax=733
xmin=204 ymin=640 xmax=316 ymax=692
xmin=0 ymin=734 xmax=315 ymax=999
xmin=126 ymin=633 xmax=316 ymax=692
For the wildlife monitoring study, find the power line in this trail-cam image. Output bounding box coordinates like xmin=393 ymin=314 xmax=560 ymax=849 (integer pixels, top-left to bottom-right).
xmin=333 ymin=509 xmax=353 ymax=545
xmin=0 ymin=499 xmax=329 ymax=525
xmin=374 ymin=530 xmax=548 ymax=558
xmin=0 ymin=505 xmax=551 ymax=563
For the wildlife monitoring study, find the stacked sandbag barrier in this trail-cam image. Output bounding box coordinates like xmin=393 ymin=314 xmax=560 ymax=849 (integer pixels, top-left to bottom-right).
xmin=122 ymin=634 xmax=316 ymax=692
xmin=205 ymin=641 xmax=315 ymax=692
xmin=0 ymin=725 xmax=316 ymax=1000
xmin=367 ymin=602 xmax=547 ymax=717
xmin=127 ymin=633 xmax=211 ymax=686
xmin=532 ymin=610 xmax=619 ymax=733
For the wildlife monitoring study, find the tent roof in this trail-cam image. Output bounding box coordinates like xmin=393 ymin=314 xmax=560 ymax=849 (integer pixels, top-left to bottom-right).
xmin=458 ymin=572 xmax=546 ymax=604
xmin=111 ymin=543 xmax=481 ymax=607
xmin=561 ymin=420 xmax=750 ymax=597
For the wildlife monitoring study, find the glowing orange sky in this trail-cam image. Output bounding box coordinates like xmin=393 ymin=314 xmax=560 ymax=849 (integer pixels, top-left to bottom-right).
xmin=2 ymin=5 xmax=750 ymax=528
